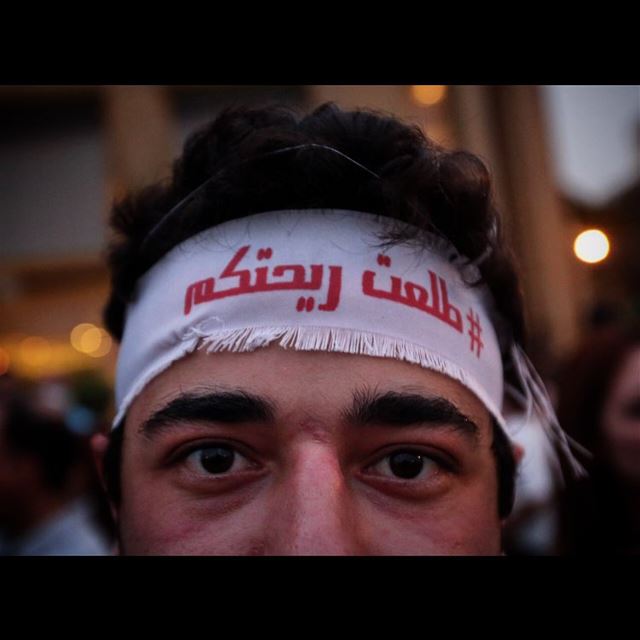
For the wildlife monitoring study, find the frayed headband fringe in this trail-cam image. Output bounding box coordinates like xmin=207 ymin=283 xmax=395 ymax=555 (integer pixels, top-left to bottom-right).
xmin=507 ymin=343 xmax=590 ymax=481
xmin=185 ymin=323 xmax=504 ymax=431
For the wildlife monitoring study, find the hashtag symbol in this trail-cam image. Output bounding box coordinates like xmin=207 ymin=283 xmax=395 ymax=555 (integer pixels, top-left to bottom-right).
xmin=466 ymin=309 xmax=484 ymax=357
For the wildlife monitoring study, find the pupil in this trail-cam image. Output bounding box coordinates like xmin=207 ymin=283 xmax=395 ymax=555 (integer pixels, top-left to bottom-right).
xmin=200 ymin=446 xmax=235 ymax=474
xmin=389 ymin=452 xmax=424 ymax=479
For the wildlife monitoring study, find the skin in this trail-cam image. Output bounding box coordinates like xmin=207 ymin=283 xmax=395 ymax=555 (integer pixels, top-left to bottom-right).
xmin=101 ymin=345 xmax=509 ymax=555
xmin=601 ymin=346 xmax=640 ymax=486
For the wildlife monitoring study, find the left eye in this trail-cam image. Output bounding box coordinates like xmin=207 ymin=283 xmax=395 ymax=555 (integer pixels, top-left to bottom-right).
xmin=185 ymin=444 xmax=254 ymax=476
xmin=368 ymin=450 xmax=439 ymax=480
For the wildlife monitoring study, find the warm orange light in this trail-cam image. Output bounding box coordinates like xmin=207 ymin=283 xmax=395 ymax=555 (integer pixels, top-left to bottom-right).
xmin=19 ymin=336 xmax=52 ymax=368
xmin=70 ymin=323 xmax=112 ymax=357
xmin=87 ymin=329 xmax=112 ymax=358
xmin=411 ymin=85 xmax=447 ymax=107
xmin=70 ymin=323 xmax=96 ymax=353
xmin=574 ymin=229 xmax=610 ymax=264
xmin=0 ymin=347 xmax=9 ymax=375
xmin=80 ymin=327 xmax=102 ymax=353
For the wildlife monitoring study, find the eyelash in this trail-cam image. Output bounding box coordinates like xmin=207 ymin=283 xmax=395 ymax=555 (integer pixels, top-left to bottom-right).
xmin=167 ymin=438 xmax=257 ymax=473
xmin=368 ymin=445 xmax=455 ymax=477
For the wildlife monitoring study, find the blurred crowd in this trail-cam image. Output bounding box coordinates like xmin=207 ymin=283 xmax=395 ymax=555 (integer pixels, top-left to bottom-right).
xmin=503 ymin=308 xmax=640 ymax=555
xmin=0 ymin=370 xmax=115 ymax=555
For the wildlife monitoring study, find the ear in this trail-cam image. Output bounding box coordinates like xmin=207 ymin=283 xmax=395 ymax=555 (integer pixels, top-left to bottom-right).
xmin=90 ymin=432 xmax=119 ymax=525
xmin=90 ymin=432 xmax=109 ymax=488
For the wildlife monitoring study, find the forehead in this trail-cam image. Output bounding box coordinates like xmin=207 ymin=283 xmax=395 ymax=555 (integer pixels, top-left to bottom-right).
xmin=126 ymin=344 xmax=492 ymax=435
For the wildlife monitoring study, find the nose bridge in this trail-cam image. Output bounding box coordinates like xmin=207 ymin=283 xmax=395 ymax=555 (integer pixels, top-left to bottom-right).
xmin=266 ymin=441 xmax=361 ymax=555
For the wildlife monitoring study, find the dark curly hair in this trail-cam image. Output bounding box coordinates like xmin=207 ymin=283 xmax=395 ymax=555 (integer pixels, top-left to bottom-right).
xmin=102 ymin=102 xmax=524 ymax=519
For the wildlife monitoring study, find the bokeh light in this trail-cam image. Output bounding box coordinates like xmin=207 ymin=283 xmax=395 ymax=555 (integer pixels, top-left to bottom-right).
xmin=574 ymin=229 xmax=610 ymax=264
xmin=70 ymin=323 xmax=112 ymax=358
xmin=411 ymin=85 xmax=447 ymax=107
xmin=80 ymin=327 xmax=102 ymax=353
xmin=87 ymin=329 xmax=112 ymax=358
xmin=70 ymin=323 xmax=96 ymax=352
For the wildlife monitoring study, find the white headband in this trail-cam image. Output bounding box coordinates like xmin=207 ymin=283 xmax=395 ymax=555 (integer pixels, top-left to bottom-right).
xmin=115 ymin=209 xmax=504 ymax=427
xmin=113 ymin=208 xmax=588 ymax=478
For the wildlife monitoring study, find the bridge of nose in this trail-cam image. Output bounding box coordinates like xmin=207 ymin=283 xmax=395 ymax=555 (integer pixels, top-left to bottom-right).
xmin=262 ymin=438 xmax=365 ymax=555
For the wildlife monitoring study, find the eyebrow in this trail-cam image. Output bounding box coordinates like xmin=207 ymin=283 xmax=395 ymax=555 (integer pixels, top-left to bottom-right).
xmin=139 ymin=387 xmax=479 ymax=445
xmin=343 ymin=388 xmax=479 ymax=444
xmin=140 ymin=390 xmax=276 ymax=438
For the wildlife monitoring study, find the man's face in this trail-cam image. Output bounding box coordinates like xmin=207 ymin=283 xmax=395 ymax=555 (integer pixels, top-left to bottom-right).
xmin=115 ymin=345 xmax=503 ymax=554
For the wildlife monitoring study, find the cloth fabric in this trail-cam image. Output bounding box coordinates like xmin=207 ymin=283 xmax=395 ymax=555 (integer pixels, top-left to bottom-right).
xmin=115 ymin=209 xmax=504 ymax=432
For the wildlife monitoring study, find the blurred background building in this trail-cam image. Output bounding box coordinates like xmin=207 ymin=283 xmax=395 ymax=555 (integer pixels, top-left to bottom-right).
xmin=0 ymin=85 xmax=638 ymax=553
